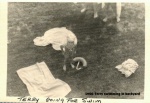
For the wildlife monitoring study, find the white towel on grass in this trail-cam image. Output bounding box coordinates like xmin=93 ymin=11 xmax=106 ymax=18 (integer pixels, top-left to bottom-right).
xmin=33 ymin=27 xmax=77 ymax=50
xmin=17 ymin=62 xmax=71 ymax=97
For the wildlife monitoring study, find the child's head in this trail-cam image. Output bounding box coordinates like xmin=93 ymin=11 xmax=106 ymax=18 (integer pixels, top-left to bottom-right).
xmin=64 ymin=40 xmax=76 ymax=59
xmin=66 ymin=37 xmax=75 ymax=50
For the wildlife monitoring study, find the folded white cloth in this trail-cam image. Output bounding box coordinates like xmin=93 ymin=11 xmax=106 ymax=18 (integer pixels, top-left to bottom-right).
xmin=115 ymin=59 xmax=139 ymax=77
xmin=17 ymin=62 xmax=71 ymax=97
xmin=33 ymin=27 xmax=77 ymax=50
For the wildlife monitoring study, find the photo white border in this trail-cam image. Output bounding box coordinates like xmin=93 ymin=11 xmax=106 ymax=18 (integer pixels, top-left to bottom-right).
xmin=0 ymin=1 xmax=150 ymax=103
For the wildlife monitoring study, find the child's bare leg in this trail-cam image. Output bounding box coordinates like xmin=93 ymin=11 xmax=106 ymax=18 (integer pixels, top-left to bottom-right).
xmin=110 ymin=3 xmax=121 ymax=22
xmin=63 ymin=54 xmax=72 ymax=71
xmin=70 ymin=46 xmax=76 ymax=69
xmin=60 ymin=45 xmax=67 ymax=71
xmin=70 ymin=55 xmax=75 ymax=69
xmin=103 ymin=3 xmax=110 ymax=22
xmin=63 ymin=59 xmax=67 ymax=71
xmin=116 ymin=3 xmax=121 ymax=22
xmin=101 ymin=2 xmax=105 ymax=8
xmin=93 ymin=3 xmax=98 ymax=18
xmin=81 ymin=3 xmax=87 ymax=13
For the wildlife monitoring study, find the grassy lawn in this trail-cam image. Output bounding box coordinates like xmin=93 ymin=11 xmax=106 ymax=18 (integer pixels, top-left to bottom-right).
xmin=7 ymin=3 xmax=145 ymax=99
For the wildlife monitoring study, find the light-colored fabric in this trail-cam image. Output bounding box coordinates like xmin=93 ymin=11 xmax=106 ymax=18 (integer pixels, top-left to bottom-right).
xmin=33 ymin=27 xmax=77 ymax=50
xmin=17 ymin=62 xmax=71 ymax=97
xmin=115 ymin=59 xmax=139 ymax=77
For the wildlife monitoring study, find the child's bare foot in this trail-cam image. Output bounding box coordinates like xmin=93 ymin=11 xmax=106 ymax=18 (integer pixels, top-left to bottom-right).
xmin=103 ymin=17 xmax=108 ymax=22
xmin=94 ymin=13 xmax=98 ymax=18
xmin=116 ymin=17 xmax=120 ymax=22
xmin=63 ymin=65 xmax=66 ymax=71
xmin=81 ymin=8 xmax=86 ymax=13
xmin=71 ymin=63 xmax=75 ymax=69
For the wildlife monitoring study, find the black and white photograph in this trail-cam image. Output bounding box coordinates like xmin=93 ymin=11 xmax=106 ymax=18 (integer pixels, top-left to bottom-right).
xmin=0 ymin=1 xmax=147 ymax=101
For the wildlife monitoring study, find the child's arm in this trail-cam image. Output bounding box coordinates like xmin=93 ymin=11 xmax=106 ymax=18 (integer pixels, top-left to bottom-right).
xmin=71 ymin=45 xmax=77 ymax=59
xmin=60 ymin=45 xmax=65 ymax=55
xmin=73 ymin=45 xmax=77 ymax=54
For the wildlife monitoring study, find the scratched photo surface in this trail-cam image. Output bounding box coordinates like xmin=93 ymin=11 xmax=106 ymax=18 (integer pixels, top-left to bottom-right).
xmin=7 ymin=2 xmax=145 ymax=99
